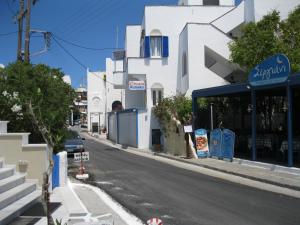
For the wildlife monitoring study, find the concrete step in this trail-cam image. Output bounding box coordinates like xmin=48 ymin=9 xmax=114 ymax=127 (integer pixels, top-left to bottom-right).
xmin=0 ymin=174 xmax=26 ymax=195
xmin=0 ymin=167 xmax=15 ymax=180
xmin=0 ymin=182 xmax=37 ymax=211
xmin=0 ymin=189 xmax=42 ymax=225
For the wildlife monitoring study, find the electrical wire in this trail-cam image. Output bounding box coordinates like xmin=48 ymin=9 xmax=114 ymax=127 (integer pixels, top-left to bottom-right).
xmin=52 ymin=34 xmax=119 ymax=51
xmin=0 ymin=31 xmax=18 ymax=36
xmin=5 ymin=0 xmax=17 ymax=16
xmin=52 ymin=36 xmax=116 ymax=86
xmin=52 ymin=36 xmax=177 ymax=95
xmin=52 ymin=0 xmax=113 ymax=37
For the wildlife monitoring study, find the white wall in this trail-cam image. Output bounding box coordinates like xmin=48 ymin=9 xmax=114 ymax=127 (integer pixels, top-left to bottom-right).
xmin=125 ymin=25 xmax=142 ymax=58
xmin=183 ymin=24 xmax=231 ymax=95
xmin=178 ymin=0 xmax=235 ymax=6
xmin=87 ymin=70 xmax=106 ymax=131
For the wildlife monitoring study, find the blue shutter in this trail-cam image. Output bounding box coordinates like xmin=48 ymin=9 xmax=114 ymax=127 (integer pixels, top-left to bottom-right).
xmin=235 ymin=0 xmax=242 ymax=6
xmin=162 ymin=36 xmax=169 ymax=58
xmin=144 ymin=36 xmax=150 ymax=58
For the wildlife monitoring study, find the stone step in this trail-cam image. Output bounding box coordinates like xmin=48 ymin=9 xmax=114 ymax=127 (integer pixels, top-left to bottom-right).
xmin=0 ymin=189 xmax=42 ymax=225
xmin=0 ymin=174 xmax=26 ymax=195
xmin=0 ymin=182 xmax=37 ymax=211
xmin=0 ymin=167 xmax=15 ymax=180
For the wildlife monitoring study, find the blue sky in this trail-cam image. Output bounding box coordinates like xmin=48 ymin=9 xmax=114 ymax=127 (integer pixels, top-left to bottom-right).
xmin=0 ymin=0 xmax=177 ymax=88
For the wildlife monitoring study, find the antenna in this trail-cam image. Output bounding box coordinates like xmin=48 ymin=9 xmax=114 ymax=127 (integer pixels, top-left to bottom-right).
xmin=116 ymin=26 xmax=119 ymax=49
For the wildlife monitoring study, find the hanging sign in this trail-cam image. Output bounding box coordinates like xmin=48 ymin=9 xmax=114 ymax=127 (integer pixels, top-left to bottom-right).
xmin=129 ymin=81 xmax=146 ymax=90
xmin=249 ymin=54 xmax=290 ymax=86
xmin=195 ymin=129 xmax=209 ymax=158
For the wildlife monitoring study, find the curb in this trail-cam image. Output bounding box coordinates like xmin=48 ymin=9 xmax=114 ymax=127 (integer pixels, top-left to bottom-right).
xmin=154 ymin=153 xmax=300 ymax=192
xmin=84 ymin=132 xmax=300 ymax=192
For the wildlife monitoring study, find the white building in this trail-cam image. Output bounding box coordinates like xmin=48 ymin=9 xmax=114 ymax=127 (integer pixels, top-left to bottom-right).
xmin=87 ymin=68 xmax=123 ymax=133
xmin=106 ymin=0 xmax=300 ymax=149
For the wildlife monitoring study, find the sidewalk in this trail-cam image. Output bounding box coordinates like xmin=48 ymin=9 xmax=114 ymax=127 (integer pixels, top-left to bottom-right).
xmin=50 ymin=179 xmax=143 ymax=225
xmin=85 ymin=132 xmax=300 ymax=193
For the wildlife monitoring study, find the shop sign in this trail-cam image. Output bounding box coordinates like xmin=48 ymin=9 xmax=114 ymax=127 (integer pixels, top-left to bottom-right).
xmin=249 ymin=54 xmax=290 ymax=86
xmin=195 ymin=129 xmax=209 ymax=158
xmin=129 ymin=80 xmax=145 ymax=90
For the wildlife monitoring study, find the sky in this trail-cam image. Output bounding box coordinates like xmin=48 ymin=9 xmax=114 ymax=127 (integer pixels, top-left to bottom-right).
xmin=0 ymin=0 xmax=177 ymax=88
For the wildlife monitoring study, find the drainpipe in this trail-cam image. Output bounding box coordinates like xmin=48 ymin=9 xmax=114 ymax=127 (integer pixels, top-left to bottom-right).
xmin=244 ymin=0 xmax=255 ymax=22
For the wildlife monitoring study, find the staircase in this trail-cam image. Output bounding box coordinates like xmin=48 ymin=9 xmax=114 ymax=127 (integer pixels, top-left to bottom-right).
xmin=0 ymin=158 xmax=41 ymax=225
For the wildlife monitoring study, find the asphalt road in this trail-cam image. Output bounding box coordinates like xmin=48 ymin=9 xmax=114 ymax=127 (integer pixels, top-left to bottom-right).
xmin=69 ymin=136 xmax=300 ymax=225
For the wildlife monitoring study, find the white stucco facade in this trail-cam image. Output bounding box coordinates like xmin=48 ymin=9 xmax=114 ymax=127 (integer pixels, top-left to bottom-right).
xmin=87 ymin=70 xmax=106 ymax=132
xmin=105 ymin=0 xmax=300 ymax=149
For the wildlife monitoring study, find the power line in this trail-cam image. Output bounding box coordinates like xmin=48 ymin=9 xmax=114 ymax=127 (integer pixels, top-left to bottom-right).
xmin=52 ymin=34 xmax=118 ymax=51
xmin=0 ymin=31 xmax=18 ymax=36
xmin=6 ymin=0 xmax=17 ymax=16
xmin=52 ymin=36 xmax=115 ymax=86
xmin=52 ymin=0 xmax=112 ymax=37
xmin=58 ymin=0 xmax=122 ymax=39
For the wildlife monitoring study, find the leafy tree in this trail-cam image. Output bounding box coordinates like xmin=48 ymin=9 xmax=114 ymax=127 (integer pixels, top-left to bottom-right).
xmin=229 ymin=5 xmax=300 ymax=75
xmin=153 ymin=95 xmax=192 ymax=135
xmin=0 ymin=62 xmax=75 ymax=153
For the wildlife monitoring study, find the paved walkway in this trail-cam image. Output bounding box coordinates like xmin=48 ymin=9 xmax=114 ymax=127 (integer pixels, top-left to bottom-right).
xmin=50 ymin=179 xmax=143 ymax=225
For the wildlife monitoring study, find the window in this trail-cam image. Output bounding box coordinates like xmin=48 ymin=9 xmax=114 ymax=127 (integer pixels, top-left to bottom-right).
xmin=182 ymin=52 xmax=187 ymax=77
xmin=150 ymin=36 xmax=162 ymax=57
xmin=203 ymin=0 xmax=219 ymax=5
xmin=144 ymin=33 xmax=168 ymax=58
xmin=152 ymin=89 xmax=163 ymax=105
xmin=151 ymin=83 xmax=164 ymax=106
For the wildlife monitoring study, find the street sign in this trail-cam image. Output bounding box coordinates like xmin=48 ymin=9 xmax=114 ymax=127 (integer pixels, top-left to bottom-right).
xmin=74 ymin=152 xmax=89 ymax=162
xmin=249 ymin=54 xmax=290 ymax=86
xmin=128 ymin=80 xmax=146 ymax=90
xmin=183 ymin=125 xmax=193 ymax=133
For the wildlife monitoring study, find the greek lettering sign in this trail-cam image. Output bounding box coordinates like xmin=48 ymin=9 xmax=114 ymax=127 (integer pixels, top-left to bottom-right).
xmin=129 ymin=80 xmax=146 ymax=90
xmin=249 ymin=54 xmax=290 ymax=86
xmin=195 ymin=129 xmax=209 ymax=158
xmin=74 ymin=152 xmax=89 ymax=162
xmin=209 ymin=129 xmax=222 ymax=158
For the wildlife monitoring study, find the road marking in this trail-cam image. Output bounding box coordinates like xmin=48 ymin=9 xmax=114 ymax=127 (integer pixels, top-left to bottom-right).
xmin=73 ymin=183 xmax=145 ymax=225
xmin=96 ymin=181 xmax=114 ymax=185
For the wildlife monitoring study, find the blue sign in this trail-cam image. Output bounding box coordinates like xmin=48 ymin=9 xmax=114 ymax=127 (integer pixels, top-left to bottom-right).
xmin=221 ymin=129 xmax=235 ymax=161
xmin=249 ymin=54 xmax=290 ymax=86
xmin=209 ymin=129 xmax=222 ymax=158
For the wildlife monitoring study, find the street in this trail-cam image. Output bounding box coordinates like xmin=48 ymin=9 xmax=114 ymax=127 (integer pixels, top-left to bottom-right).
xmin=69 ymin=136 xmax=300 ymax=225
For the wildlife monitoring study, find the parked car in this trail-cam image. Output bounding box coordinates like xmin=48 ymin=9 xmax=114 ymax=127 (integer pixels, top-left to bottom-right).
xmin=64 ymin=130 xmax=85 ymax=156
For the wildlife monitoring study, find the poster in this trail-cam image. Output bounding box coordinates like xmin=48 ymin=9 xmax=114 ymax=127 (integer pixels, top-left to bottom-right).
xmin=195 ymin=129 xmax=209 ymax=158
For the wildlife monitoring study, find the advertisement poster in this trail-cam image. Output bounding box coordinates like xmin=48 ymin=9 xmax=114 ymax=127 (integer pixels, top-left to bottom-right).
xmin=195 ymin=129 xmax=209 ymax=158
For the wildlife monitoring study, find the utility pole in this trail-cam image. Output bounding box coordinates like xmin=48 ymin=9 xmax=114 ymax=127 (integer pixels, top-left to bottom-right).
xmin=24 ymin=0 xmax=32 ymax=62
xmin=17 ymin=0 xmax=25 ymax=61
